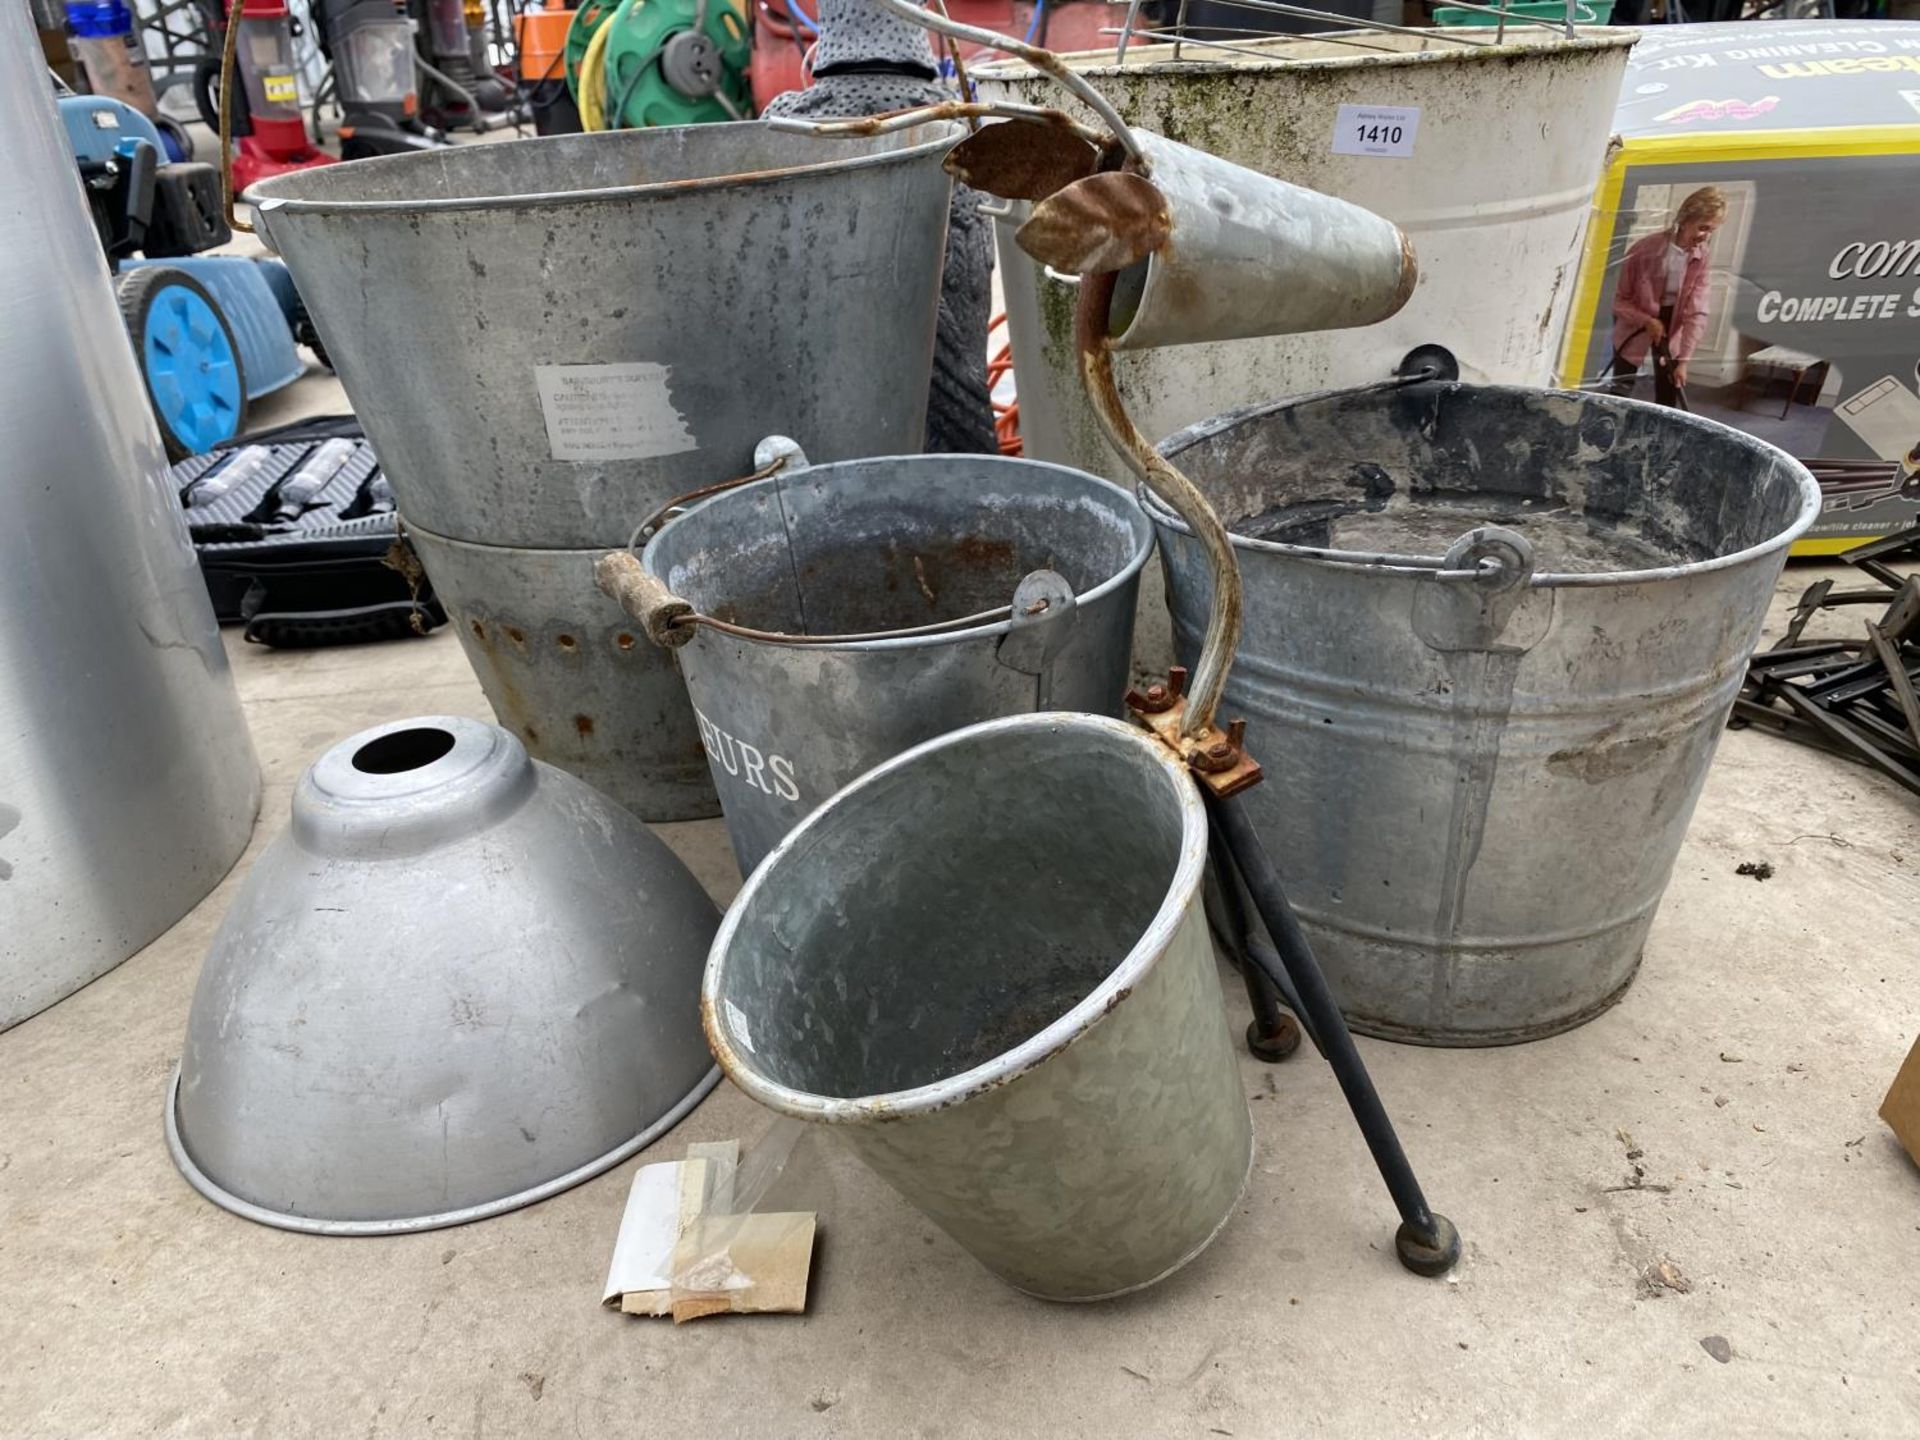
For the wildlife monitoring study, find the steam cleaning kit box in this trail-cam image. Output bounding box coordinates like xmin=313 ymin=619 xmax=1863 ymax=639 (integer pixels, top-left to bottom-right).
xmin=1558 ymin=19 xmax=1920 ymax=554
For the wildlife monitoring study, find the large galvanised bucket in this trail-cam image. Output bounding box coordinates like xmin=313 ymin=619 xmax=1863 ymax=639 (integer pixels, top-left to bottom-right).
xmin=973 ymin=31 xmax=1636 ymax=486
xmin=404 ymin=527 xmax=711 ymax=820
xmin=252 ymin=122 xmax=958 ymax=819
xmin=251 ymin=124 xmax=958 ymax=547
xmin=1152 ymin=383 xmax=1820 ymax=1046
xmin=705 ymin=713 xmax=1252 ymax=1300
xmin=1 ymin=5 xmax=258 ymax=1031
xmin=643 ymin=454 xmax=1152 ymax=873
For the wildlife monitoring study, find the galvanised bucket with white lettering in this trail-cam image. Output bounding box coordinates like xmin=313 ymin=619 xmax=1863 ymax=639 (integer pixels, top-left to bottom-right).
xmin=642 ymin=454 xmax=1153 ymax=874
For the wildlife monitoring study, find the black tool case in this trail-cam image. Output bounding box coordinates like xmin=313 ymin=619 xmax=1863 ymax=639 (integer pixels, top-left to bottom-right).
xmin=172 ymin=415 xmax=445 ymax=647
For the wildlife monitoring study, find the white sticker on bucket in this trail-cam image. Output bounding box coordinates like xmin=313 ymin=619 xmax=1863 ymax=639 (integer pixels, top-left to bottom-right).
xmin=534 ymin=363 xmax=697 ymax=462
xmin=1331 ymin=104 xmax=1421 ymax=159
xmin=725 ymin=999 xmax=755 ymax=1054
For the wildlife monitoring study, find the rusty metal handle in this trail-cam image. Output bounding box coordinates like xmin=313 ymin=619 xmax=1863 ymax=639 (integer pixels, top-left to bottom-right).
xmin=1075 ymin=270 xmax=1239 ymax=740
xmin=764 ymin=100 xmax=1105 ymax=148
xmin=594 ymin=551 xmax=694 ymax=649
xmin=628 ymin=454 xmax=791 ymax=551
xmin=217 ymin=4 xmax=253 ymax=236
xmin=868 ymin=0 xmax=1146 ymax=164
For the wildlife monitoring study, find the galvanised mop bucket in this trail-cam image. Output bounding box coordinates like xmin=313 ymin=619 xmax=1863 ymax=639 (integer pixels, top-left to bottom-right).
xmin=250 ymin=122 xmax=958 ymax=821
xmin=704 ymin=712 xmax=1252 ymax=1301
xmin=640 ymin=453 xmax=1153 ymax=874
xmin=1150 ymin=382 xmax=1820 ymax=1045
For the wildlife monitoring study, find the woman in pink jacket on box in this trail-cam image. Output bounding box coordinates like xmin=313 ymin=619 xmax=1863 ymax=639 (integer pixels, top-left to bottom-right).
xmin=1608 ymin=186 xmax=1726 ymax=410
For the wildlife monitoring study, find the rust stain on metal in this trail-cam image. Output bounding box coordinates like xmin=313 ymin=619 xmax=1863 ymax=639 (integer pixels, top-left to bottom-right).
xmin=1127 ymin=669 xmax=1263 ymax=797
xmin=573 ymin=714 xmax=596 ymax=738
xmin=943 ymin=120 xmax=1097 ymax=202
xmin=1393 ymin=230 xmax=1421 ymax=313
xmin=1017 ymin=171 xmax=1170 ymax=277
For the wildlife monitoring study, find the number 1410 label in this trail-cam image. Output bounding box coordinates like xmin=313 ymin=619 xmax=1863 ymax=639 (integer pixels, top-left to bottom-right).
xmin=1331 ymin=104 xmax=1421 ymax=158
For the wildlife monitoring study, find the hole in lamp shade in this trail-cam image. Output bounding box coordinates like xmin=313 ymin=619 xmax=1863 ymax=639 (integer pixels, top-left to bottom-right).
xmin=352 ymin=727 xmax=457 ymax=775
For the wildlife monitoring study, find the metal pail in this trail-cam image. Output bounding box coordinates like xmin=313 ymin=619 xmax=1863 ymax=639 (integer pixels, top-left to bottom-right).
xmin=705 ymin=713 xmax=1252 ymax=1300
xmin=1 ymin=5 xmax=258 ymax=1031
xmin=251 ymin=123 xmax=959 ymax=549
xmin=253 ymin=122 xmax=958 ymax=820
xmin=405 ymin=524 xmax=714 ymax=821
xmin=643 ymin=455 xmax=1153 ymax=873
xmin=1151 ymin=383 xmax=1820 ymax=1045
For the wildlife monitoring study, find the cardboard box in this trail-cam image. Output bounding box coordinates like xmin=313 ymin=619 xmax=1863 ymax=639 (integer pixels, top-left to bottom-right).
xmin=1558 ymin=19 xmax=1920 ymax=555
xmin=1882 ymin=1034 xmax=1920 ymax=1166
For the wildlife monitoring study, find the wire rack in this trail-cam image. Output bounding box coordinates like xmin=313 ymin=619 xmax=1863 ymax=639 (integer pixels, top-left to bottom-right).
xmin=1106 ymin=0 xmax=1600 ymax=65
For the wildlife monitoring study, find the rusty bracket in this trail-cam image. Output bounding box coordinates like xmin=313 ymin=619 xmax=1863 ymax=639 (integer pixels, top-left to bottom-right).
xmin=1124 ymin=666 xmax=1262 ymax=798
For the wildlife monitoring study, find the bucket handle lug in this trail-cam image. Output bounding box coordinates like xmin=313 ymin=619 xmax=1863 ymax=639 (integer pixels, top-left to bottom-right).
xmin=995 ymin=569 xmax=1078 ymax=700
xmin=1411 ymin=526 xmax=1550 ymax=654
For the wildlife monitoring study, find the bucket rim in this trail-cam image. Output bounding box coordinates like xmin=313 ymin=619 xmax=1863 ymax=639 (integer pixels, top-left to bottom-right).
xmin=970 ymin=26 xmax=1639 ymax=86
xmin=642 ymin=454 xmax=1156 ymax=651
xmin=252 ymin=120 xmax=964 ymax=217
xmin=165 ymin=1064 xmax=723 ymax=1235
xmin=1149 ymin=381 xmax=1822 ymax=589
xmin=701 ymin=713 xmax=1208 ymax=1123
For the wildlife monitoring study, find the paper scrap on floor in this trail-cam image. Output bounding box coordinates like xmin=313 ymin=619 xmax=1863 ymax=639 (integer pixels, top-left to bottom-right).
xmin=602 ymin=1139 xmax=816 ymax=1322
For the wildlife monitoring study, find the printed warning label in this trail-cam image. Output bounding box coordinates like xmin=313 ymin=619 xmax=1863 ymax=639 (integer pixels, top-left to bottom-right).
xmin=534 ymin=362 xmax=697 ymax=462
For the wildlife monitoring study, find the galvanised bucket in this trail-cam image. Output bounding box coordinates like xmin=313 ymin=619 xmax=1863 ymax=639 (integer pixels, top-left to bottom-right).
xmin=643 ymin=454 xmax=1152 ymax=874
xmin=252 ymin=122 xmax=958 ymax=820
xmin=1 ymin=4 xmax=258 ymax=1031
xmin=404 ymin=525 xmax=713 ymax=821
xmin=1151 ymin=383 xmax=1820 ymax=1045
xmin=705 ymin=713 xmax=1252 ymax=1300
xmin=251 ymin=123 xmax=959 ymax=550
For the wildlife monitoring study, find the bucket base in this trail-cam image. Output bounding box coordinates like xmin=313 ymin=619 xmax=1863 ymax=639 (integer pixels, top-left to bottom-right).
xmin=1340 ymin=954 xmax=1643 ymax=1048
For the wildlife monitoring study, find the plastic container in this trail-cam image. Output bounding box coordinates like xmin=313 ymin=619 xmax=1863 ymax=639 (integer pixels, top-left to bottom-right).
xmin=65 ymin=0 xmax=159 ymax=116
xmin=1434 ymin=2 xmax=1614 ymax=24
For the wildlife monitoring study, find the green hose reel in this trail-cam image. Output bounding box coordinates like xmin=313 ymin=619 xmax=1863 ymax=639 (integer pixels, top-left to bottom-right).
xmin=563 ymin=0 xmax=618 ymax=98
xmin=570 ymin=0 xmax=751 ymax=128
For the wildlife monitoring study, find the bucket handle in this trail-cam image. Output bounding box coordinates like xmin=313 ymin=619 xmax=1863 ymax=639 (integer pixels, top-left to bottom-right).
xmin=628 ymin=437 xmax=810 ymax=550
xmin=593 ymin=551 xmax=1024 ymax=650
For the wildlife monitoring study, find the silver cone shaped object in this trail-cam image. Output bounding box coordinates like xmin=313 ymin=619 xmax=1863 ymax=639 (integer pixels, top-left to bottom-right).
xmin=167 ymin=716 xmax=721 ymax=1234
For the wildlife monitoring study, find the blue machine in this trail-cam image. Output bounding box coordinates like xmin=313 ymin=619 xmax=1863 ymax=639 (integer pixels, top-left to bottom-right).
xmin=62 ymin=94 xmax=318 ymax=458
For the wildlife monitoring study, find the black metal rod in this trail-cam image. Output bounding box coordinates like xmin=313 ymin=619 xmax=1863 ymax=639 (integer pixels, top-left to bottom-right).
xmin=1240 ymin=944 xmax=1288 ymax=1038
xmin=1208 ymin=834 xmax=1322 ymax=1053
xmin=1207 ymin=791 xmax=1443 ymax=1242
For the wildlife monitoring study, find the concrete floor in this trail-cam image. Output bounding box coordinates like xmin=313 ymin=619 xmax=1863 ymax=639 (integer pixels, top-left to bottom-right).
xmin=4 ymin=546 xmax=1919 ymax=1437
xmin=7 ymin=258 xmax=1920 ymax=1431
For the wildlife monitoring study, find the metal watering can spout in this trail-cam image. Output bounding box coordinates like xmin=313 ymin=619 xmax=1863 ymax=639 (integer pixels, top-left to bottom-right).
xmin=767 ymin=0 xmax=1419 ymax=760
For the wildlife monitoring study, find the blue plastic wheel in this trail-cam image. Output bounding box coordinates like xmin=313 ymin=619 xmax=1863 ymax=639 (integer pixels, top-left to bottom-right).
xmin=116 ymin=266 xmax=247 ymax=459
